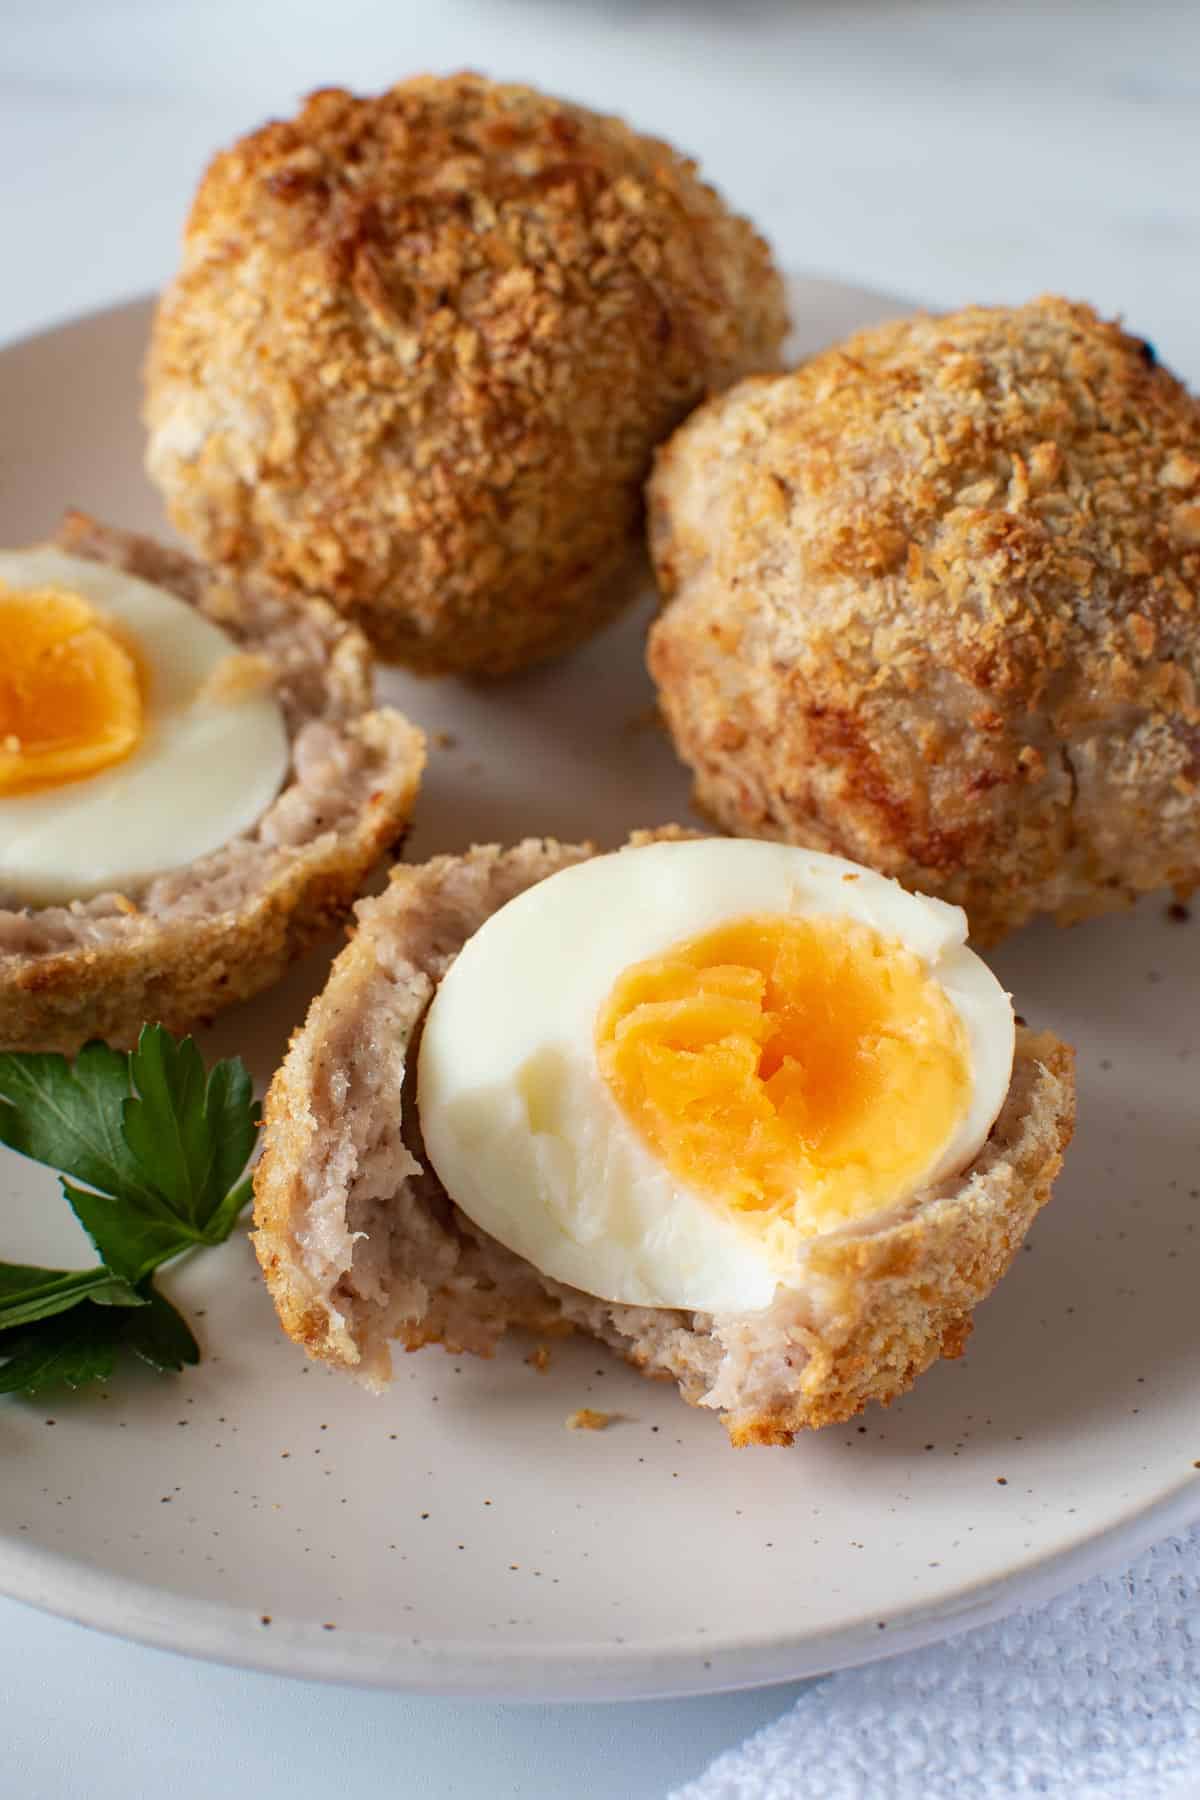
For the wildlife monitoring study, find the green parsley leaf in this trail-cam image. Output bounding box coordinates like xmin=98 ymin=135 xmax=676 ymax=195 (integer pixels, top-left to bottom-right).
xmin=58 ymin=1180 xmax=192 ymax=1290
xmin=122 ymin=1286 xmax=200 ymax=1375
xmin=0 ymin=1025 xmax=258 ymax=1403
xmin=199 ymin=1170 xmax=255 ymax=1250
xmin=123 ymin=1026 xmax=257 ymax=1237
xmin=0 ymin=1024 xmax=257 ymax=1283
xmin=0 ymin=1262 xmax=142 ymax=1331
xmin=0 ymin=1041 xmax=160 ymax=1212
xmin=0 ymin=1283 xmax=200 ymax=1394
xmin=0 ymin=1306 xmax=122 ymax=1395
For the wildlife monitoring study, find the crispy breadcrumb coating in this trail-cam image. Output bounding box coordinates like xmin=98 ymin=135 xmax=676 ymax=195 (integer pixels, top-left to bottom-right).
xmin=253 ymin=834 xmax=1074 ymax=1446
xmin=647 ymin=297 xmax=1200 ymax=943
xmin=145 ymin=73 xmax=788 ymax=676
xmin=0 ymin=515 xmax=423 ymax=1054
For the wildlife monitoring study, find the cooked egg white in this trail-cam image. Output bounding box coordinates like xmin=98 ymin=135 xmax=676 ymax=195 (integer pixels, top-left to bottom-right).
xmin=417 ymin=839 xmax=1015 ymax=1315
xmin=0 ymin=547 xmax=289 ymax=905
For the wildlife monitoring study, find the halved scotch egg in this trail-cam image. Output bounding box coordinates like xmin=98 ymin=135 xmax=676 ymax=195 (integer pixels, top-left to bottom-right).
xmin=0 ymin=514 xmax=424 ymax=1053
xmin=0 ymin=549 xmax=289 ymax=904
xmin=255 ymin=833 xmax=1074 ymax=1445
xmin=418 ymin=840 xmax=1014 ymax=1315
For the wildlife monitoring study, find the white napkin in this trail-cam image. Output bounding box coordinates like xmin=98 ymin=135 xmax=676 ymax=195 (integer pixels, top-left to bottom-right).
xmin=672 ymin=1526 xmax=1200 ymax=1800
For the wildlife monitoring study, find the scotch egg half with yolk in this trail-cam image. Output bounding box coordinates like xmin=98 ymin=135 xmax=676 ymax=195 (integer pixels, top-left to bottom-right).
xmin=0 ymin=547 xmax=289 ymax=905
xmin=417 ymin=839 xmax=1015 ymax=1315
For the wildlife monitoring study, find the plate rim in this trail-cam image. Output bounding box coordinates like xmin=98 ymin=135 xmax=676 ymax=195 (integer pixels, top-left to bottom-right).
xmin=2 ymin=282 xmax=1197 ymax=1701
xmin=2 ymin=1475 xmax=1196 ymax=1699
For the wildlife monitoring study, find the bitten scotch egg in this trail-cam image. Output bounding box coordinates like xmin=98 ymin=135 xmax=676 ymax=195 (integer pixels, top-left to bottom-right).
xmin=418 ymin=841 xmax=1014 ymax=1315
xmin=0 ymin=514 xmax=424 ymax=1055
xmin=255 ymin=834 xmax=1075 ymax=1446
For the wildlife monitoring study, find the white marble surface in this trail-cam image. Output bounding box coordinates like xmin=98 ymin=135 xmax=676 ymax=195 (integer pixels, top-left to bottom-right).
xmin=2 ymin=3 xmax=1198 ymax=1795
xmin=5 ymin=0 xmax=1200 ymax=381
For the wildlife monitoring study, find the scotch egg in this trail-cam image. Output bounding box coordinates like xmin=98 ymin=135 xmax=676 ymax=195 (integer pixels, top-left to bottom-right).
xmin=0 ymin=546 xmax=289 ymax=904
xmin=646 ymin=298 xmax=1200 ymax=944
xmin=0 ymin=514 xmax=424 ymax=1055
xmin=255 ymin=831 xmax=1074 ymax=1444
xmin=418 ymin=840 xmax=1014 ymax=1314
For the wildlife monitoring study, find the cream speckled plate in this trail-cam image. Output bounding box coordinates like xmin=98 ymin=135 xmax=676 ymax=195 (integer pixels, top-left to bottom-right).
xmin=1 ymin=280 xmax=1198 ymax=1699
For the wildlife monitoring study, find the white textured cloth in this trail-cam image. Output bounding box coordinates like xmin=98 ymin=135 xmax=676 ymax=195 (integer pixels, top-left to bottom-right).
xmin=673 ymin=1527 xmax=1200 ymax=1800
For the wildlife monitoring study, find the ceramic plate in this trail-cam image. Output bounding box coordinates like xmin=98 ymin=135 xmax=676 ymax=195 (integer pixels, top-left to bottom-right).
xmin=1 ymin=281 xmax=1198 ymax=1700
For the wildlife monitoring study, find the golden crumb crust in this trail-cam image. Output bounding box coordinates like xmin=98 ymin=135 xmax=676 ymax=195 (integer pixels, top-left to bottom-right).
xmin=712 ymin=1025 xmax=1073 ymax=1444
xmin=254 ymin=833 xmax=1074 ymax=1446
xmin=145 ymin=73 xmax=788 ymax=676
xmin=648 ymin=297 xmax=1200 ymax=943
xmin=0 ymin=514 xmax=424 ymax=1054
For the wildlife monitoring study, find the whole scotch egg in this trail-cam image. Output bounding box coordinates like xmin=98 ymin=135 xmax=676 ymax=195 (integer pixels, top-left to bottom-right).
xmin=646 ymin=298 xmax=1200 ymax=944
xmin=144 ymin=74 xmax=788 ymax=675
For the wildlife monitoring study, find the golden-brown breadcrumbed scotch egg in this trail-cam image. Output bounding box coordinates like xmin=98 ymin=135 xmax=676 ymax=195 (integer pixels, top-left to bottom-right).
xmin=647 ymin=297 xmax=1200 ymax=944
xmin=144 ymin=73 xmax=788 ymax=677
xmin=0 ymin=512 xmax=424 ymax=1054
xmin=253 ymin=833 xmax=1075 ymax=1447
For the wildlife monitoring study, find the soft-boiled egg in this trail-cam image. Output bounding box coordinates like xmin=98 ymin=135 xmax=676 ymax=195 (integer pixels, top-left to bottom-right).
xmin=418 ymin=839 xmax=1015 ymax=1315
xmin=0 ymin=547 xmax=289 ymax=905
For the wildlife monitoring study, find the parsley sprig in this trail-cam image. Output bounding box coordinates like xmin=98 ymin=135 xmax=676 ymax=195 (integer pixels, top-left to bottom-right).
xmin=0 ymin=1026 xmax=258 ymax=1396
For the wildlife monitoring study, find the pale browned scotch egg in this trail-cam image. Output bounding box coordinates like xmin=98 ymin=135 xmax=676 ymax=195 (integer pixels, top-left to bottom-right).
xmin=145 ymin=74 xmax=788 ymax=676
xmin=648 ymin=298 xmax=1200 ymax=943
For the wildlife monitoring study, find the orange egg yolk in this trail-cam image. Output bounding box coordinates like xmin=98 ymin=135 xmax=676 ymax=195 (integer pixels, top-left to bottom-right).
xmin=595 ymin=914 xmax=971 ymax=1231
xmin=0 ymin=584 xmax=143 ymax=795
